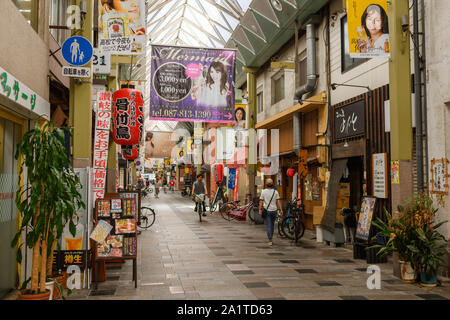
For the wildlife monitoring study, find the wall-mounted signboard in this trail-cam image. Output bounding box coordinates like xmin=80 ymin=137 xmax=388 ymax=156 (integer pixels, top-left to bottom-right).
xmin=334 ymin=100 xmax=365 ymax=141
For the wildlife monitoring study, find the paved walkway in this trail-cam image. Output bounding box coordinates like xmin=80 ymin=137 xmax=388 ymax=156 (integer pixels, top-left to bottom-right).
xmin=70 ymin=192 xmax=450 ymax=300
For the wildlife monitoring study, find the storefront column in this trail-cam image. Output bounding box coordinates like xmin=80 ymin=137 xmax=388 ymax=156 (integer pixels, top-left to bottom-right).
xmin=243 ymin=67 xmax=258 ymax=200
xmin=388 ymin=0 xmax=414 ymax=278
xmin=70 ymin=0 xmax=93 ymax=169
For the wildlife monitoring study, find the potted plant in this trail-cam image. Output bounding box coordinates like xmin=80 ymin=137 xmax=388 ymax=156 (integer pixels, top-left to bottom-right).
xmin=369 ymin=208 xmax=419 ymax=282
xmin=11 ymin=121 xmax=85 ymax=300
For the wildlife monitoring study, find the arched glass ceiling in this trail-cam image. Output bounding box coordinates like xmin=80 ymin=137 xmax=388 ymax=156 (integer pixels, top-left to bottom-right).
xmin=147 ymin=0 xmax=252 ymax=48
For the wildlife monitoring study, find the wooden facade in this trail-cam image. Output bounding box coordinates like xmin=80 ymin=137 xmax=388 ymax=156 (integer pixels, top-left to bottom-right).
xmin=331 ymin=84 xmax=391 ymax=229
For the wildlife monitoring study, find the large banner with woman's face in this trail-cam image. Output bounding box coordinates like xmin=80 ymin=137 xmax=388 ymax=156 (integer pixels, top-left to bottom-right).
xmin=150 ymin=45 xmax=236 ymax=123
xmin=346 ymin=0 xmax=390 ymax=58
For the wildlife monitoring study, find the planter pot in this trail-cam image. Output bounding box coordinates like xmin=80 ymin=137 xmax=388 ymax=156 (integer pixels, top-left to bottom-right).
xmin=400 ymin=261 xmax=416 ymax=283
xmin=52 ymin=274 xmax=67 ymax=299
xmin=420 ymin=271 xmax=438 ymax=287
xmin=45 ymin=280 xmax=54 ymax=300
xmin=17 ymin=289 xmax=51 ymax=300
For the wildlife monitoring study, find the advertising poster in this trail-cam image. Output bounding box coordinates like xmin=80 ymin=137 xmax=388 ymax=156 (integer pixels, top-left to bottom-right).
xmin=145 ymin=131 xmax=177 ymax=159
xmin=356 ymin=197 xmax=377 ymax=241
xmin=150 ymin=45 xmax=236 ymax=123
xmin=98 ymin=0 xmax=146 ymax=55
xmin=346 ymin=0 xmax=390 ymax=58
xmin=391 ymin=160 xmax=400 ymax=184
xmin=233 ymin=104 xmax=247 ymax=130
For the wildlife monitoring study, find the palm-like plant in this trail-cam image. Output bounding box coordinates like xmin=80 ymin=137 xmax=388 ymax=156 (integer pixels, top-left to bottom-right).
xmin=11 ymin=121 xmax=85 ymax=295
xmin=369 ymin=209 xmax=418 ymax=262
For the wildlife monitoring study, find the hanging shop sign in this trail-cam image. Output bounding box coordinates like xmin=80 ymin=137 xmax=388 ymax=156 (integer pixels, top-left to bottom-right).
xmin=346 ymin=0 xmax=390 ymax=58
xmin=93 ymin=48 xmax=111 ymax=75
xmin=150 ymin=45 xmax=236 ymax=123
xmin=372 ymin=153 xmax=388 ymax=199
xmin=234 ymin=168 xmax=239 ymax=201
xmin=92 ymin=92 xmax=112 ymax=201
xmin=122 ymin=145 xmax=139 ymax=161
xmin=0 ymin=66 xmax=50 ymax=117
xmin=112 ymin=88 xmax=144 ymax=145
xmin=334 ymin=100 xmax=365 ymax=140
xmin=355 ymin=197 xmax=377 ymax=241
xmin=298 ymin=150 xmax=308 ymax=178
xmin=228 ymin=168 xmax=236 ymax=190
xmin=98 ymin=0 xmax=146 ymax=55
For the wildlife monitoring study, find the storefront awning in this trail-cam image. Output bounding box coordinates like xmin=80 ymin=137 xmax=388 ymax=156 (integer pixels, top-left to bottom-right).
xmin=255 ymin=92 xmax=327 ymax=129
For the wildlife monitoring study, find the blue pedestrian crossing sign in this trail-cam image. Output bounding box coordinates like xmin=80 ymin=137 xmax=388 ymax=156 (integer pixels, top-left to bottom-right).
xmin=62 ymin=36 xmax=93 ymax=66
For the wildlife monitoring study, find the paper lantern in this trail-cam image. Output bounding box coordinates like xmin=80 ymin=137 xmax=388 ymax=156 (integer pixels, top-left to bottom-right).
xmin=112 ymin=88 xmax=144 ymax=145
xmin=287 ymin=168 xmax=296 ymax=177
xmin=122 ymin=145 xmax=139 ymax=161
xmin=214 ymin=164 xmax=224 ymax=184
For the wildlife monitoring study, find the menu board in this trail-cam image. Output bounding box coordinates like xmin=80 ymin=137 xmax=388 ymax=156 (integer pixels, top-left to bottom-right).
xmin=94 ymin=198 xmax=138 ymax=259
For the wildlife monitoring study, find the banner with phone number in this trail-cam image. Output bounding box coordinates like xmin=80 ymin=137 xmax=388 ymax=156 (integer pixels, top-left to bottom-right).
xmin=150 ymin=45 xmax=236 ymax=123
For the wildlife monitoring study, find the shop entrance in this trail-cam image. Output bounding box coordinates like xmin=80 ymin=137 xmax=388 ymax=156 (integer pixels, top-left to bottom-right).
xmin=0 ymin=111 xmax=23 ymax=298
xmin=336 ymin=156 xmax=364 ymax=232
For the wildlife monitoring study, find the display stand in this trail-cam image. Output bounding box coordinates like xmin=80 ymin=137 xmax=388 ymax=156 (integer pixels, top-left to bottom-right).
xmin=353 ymin=197 xmax=387 ymax=263
xmin=92 ymin=194 xmax=138 ymax=289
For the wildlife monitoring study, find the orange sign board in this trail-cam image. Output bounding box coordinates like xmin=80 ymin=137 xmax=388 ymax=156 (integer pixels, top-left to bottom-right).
xmin=298 ymin=150 xmax=308 ymax=178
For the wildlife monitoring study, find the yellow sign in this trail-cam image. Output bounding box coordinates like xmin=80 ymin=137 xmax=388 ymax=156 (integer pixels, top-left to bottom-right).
xmin=233 ymin=104 xmax=246 ymax=129
xmin=346 ymin=0 xmax=390 ymax=58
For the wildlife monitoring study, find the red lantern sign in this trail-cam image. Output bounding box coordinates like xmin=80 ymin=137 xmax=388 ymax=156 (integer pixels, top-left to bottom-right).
xmin=122 ymin=145 xmax=139 ymax=161
xmin=112 ymin=88 xmax=144 ymax=146
xmin=287 ymin=168 xmax=296 ymax=177
xmin=214 ymin=164 xmax=224 ymax=184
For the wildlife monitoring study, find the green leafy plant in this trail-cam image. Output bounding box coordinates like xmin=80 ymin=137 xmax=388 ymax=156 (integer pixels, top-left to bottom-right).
xmin=370 ymin=194 xmax=447 ymax=281
xmin=408 ymin=221 xmax=447 ymax=280
xmin=11 ymin=121 xmax=85 ymax=295
xmin=369 ymin=208 xmax=419 ymax=262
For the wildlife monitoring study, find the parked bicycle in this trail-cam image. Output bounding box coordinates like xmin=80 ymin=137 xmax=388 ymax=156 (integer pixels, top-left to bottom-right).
xmin=137 ymin=206 xmax=156 ymax=230
xmin=220 ymin=198 xmax=255 ymax=221
xmin=280 ymin=198 xmax=305 ymax=242
xmin=208 ymin=183 xmax=228 ymax=213
xmin=141 ymin=186 xmax=153 ymax=198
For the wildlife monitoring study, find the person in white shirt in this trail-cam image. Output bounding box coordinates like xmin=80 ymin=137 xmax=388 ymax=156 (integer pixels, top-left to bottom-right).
xmin=259 ymin=178 xmax=283 ymax=246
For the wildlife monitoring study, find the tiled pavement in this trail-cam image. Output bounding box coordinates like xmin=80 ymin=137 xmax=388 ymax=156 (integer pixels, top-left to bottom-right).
xmin=69 ymin=192 xmax=450 ymax=300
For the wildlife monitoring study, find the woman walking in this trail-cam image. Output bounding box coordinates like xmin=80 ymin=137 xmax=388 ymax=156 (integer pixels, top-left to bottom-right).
xmin=259 ymin=179 xmax=283 ymax=246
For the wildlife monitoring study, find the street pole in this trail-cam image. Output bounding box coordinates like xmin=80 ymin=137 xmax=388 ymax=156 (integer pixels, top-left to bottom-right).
xmin=70 ymin=0 xmax=93 ymax=169
xmin=243 ymin=66 xmax=258 ymax=201
xmin=388 ymin=0 xmax=414 ymax=278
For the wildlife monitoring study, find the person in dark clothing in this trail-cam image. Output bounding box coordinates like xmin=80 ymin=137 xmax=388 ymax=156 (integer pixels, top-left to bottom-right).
xmin=193 ymin=174 xmax=208 ymax=216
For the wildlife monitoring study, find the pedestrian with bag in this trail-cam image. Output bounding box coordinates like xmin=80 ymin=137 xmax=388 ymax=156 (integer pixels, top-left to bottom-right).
xmin=259 ymin=178 xmax=283 ymax=246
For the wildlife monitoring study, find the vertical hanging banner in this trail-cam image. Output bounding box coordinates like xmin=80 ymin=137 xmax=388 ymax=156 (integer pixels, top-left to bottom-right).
xmin=150 ymin=45 xmax=236 ymax=123
xmin=98 ymin=0 xmax=146 ymax=55
xmin=346 ymin=0 xmax=390 ymax=58
xmin=93 ymin=92 xmax=112 ymax=201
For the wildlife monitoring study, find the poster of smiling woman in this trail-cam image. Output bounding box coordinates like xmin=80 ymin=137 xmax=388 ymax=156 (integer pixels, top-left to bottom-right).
xmin=346 ymin=0 xmax=390 ymax=58
xmin=150 ymin=45 xmax=236 ymax=123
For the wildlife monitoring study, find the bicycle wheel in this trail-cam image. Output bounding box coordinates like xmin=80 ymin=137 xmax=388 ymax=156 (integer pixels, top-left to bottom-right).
xmin=294 ymin=221 xmax=305 ymax=242
xmin=139 ymin=207 xmax=156 ymax=229
xmin=280 ymin=215 xmax=296 ymax=240
xmin=220 ymin=202 xmax=237 ymax=221
xmin=277 ymin=217 xmax=284 ymax=237
xmin=248 ymin=207 xmax=256 ymax=222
